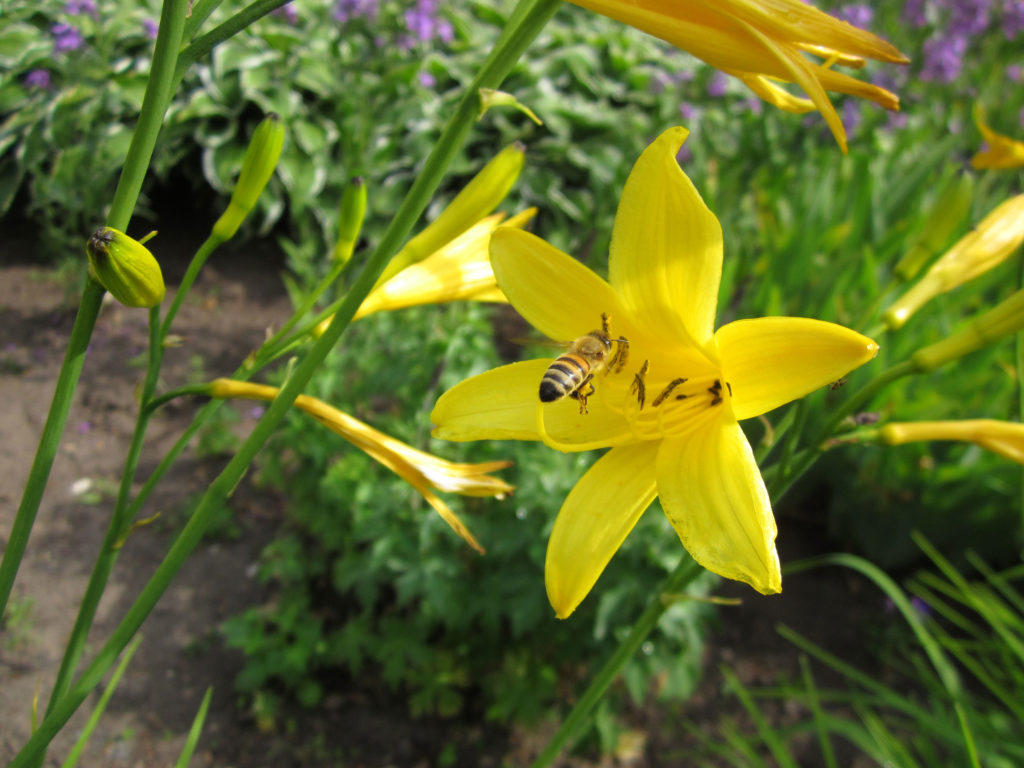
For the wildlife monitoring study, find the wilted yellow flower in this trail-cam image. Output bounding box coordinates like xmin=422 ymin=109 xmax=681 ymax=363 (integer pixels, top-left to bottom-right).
xmin=884 ymin=194 xmax=1024 ymax=330
xmin=208 ymin=378 xmax=513 ymax=553
xmin=432 ymin=128 xmax=878 ymax=618
xmin=86 ymin=227 xmax=165 ymax=308
xmin=881 ymin=420 xmax=1024 ymax=465
xmin=971 ymin=107 xmax=1024 ymax=170
xmin=566 ymin=0 xmax=908 ymax=152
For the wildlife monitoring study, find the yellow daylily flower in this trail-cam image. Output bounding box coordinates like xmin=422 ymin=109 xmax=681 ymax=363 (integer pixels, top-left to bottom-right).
xmin=881 ymin=420 xmax=1024 ymax=465
xmin=208 ymin=378 xmax=514 ymax=553
xmin=884 ymin=194 xmax=1024 ymax=330
xmin=565 ymin=0 xmax=908 ymax=153
xmin=314 ymin=209 xmax=536 ymax=335
xmin=971 ymin=108 xmax=1024 ymax=170
xmin=431 ymin=127 xmax=879 ymax=618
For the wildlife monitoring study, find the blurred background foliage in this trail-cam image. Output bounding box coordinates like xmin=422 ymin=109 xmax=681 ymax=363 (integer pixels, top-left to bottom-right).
xmin=3 ymin=0 xmax=1024 ymax=759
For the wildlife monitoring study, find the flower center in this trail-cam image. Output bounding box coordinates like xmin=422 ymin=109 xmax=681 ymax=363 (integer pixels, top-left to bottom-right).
xmin=595 ymin=352 xmax=730 ymax=440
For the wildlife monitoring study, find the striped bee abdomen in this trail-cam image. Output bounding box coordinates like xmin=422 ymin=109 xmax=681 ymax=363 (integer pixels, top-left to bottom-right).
xmin=540 ymin=354 xmax=590 ymax=402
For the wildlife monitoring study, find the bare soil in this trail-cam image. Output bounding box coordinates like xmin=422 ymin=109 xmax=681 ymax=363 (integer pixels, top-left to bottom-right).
xmin=0 ymin=220 xmax=888 ymax=767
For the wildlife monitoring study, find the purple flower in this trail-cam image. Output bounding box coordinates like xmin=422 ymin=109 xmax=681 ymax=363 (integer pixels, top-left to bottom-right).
xmin=1007 ymin=63 xmax=1023 ymax=81
xmin=24 ymin=68 xmax=52 ymax=89
xmin=902 ymin=0 xmax=930 ymax=27
xmin=143 ymin=18 xmax=159 ymax=39
xmin=418 ymin=70 xmax=436 ymax=88
xmin=836 ymin=3 xmax=874 ymax=28
xmin=332 ymin=0 xmax=378 ymax=23
xmin=402 ymin=0 xmax=453 ymax=45
xmin=272 ymin=3 xmax=299 ymax=24
xmin=949 ymin=0 xmax=994 ymax=35
xmin=679 ymin=102 xmax=697 ymax=120
xmin=65 ymin=0 xmax=96 ymax=14
xmin=843 ymin=99 xmax=862 ymax=135
xmin=52 ymin=22 xmax=85 ymax=52
xmin=1004 ymin=0 xmax=1024 ymax=38
xmin=707 ymin=71 xmax=729 ymax=98
xmin=920 ymin=34 xmax=967 ymax=82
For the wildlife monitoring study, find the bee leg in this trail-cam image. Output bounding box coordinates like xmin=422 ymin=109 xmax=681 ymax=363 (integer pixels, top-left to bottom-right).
xmin=571 ymin=375 xmax=595 ymax=414
xmin=630 ymin=360 xmax=649 ymax=409
xmin=652 ymin=377 xmax=688 ymax=407
xmin=610 ymin=338 xmax=629 ymax=373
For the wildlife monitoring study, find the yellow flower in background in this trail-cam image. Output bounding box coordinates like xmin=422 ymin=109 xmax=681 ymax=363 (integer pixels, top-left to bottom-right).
xmin=565 ymin=0 xmax=908 ymax=153
xmin=971 ymin=107 xmax=1024 ymax=170
xmin=884 ymin=194 xmax=1024 ymax=330
xmin=431 ymin=128 xmax=879 ymax=618
xmin=881 ymin=420 xmax=1024 ymax=465
xmin=313 ymin=208 xmax=536 ymax=335
xmin=208 ymin=379 xmax=513 ymax=553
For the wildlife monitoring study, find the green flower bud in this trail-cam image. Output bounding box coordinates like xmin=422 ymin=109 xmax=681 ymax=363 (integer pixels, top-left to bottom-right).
xmin=333 ymin=176 xmax=367 ymax=265
xmin=212 ymin=113 xmax=285 ymax=241
xmin=376 ymin=141 xmax=526 ymax=287
xmin=911 ymin=289 xmax=1024 ymax=372
xmin=894 ymin=172 xmax=974 ymax=282
xmin=86 ymin=227 xmax=165 ymax=308
xmin=885 ymin=193 xmax=1024 ymax=330
xmin=478 ymin=88 xmax=543 ymax=126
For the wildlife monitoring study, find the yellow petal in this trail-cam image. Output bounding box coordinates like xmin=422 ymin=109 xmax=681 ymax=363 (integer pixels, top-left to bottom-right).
xmin=431 ymin=359 xmax=634 ymax=450
xmin=609 ymin=126 xmax=723 ymax=348
xmin=738 ymin=74 xmax=816 ymax=113
xmin=545 ymin=442 xmax=660 ymax=619
xmin=715 ymin=317 xmax=879 ymax=420
xmin=970 ymin=110 xmax=1024 ymax=170
xmin=657 ymin=420 xmax=781 ymax=594
xmin=490 ymin=227 xmax=634 ymax=343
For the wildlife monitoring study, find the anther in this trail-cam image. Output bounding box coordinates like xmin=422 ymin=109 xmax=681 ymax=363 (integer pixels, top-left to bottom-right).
xmin=631 ymin=360 xmax=650 ymax=409
xmin=653 ymin=377 xmax=688 ymax=407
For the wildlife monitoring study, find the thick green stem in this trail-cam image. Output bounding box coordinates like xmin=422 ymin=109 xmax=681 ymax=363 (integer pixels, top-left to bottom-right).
xmin=10 ymin=2 xmax=561 ymax=762
xmin=43 ymin=308 xmax=163 ymax=717
xmin=529 ymin=556 xmax=704 ymax=768
xmin=160 ymin=234 xmax=224 ymax=339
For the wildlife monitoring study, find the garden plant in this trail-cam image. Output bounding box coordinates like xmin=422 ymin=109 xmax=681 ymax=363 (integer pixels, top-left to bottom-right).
xmin=2 ymin=0 xmax=1024 ymax=765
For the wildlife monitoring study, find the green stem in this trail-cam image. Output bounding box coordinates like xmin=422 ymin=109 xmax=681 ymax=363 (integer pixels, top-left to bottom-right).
xmin=258 ymin=260 xmax=346 ymax=358
xmin=0 ymin=280 xmax=104 ymax=619
xmin=10 ymin=2 xmax=560 ymax=762
xmin=43 ymin=308 xmax=164 ymax=717
xmin=1018 ymin=258 xmax=1024 ymax=558
xmin=174 ymin=0 xmax=291 ymax=85
xmin=160 ymin=234 xmax=224 ymax=339
xmin=529 ymin=555 xmax=704 ymax=768
xmin=768 ymin=360 xmax=916 ymax=501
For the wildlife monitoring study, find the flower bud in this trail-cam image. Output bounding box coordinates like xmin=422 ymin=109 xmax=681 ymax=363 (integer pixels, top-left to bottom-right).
xmin=375 ymin=141 xmax=526 ymax=287
xmin=970 ymin=106 xmax=1024 ymax=170
xmin=212 ymin=113 xmax=285 ymax=241
xmin=894 ymin=172 xmax=974 ymax=282
xmin=333 ymin=176 xmax=367 ymax=265
xmin=880 ymin=419 xmax=1024 ymax=465
xmin=86 ymin=227 xmax=165 ymax=308
xmin=911 ymin=289 xmax=1024 ymax=372
xmin=885 ymin=194 xmax=1024 ymax=330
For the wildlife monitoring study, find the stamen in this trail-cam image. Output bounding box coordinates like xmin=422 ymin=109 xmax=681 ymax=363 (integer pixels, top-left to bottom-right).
xmin=652 ymin=377 xmax=688 ymax=407
xmin=631 ymin=360 xmax=650 ymax=409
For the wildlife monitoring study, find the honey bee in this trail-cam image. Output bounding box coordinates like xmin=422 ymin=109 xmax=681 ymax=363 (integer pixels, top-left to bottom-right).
xmin=539 ymin=314 xmax=628 ymax=413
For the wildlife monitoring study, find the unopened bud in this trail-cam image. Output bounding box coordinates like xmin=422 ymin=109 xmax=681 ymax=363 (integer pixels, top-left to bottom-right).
xmin=894 ymin=172 xmax=974 ymax=282
xmin=885 ymin=194 xmax=1024 ymax=330
xmin=911 ymin=289 xmax=1024 ymax=372
xmin=333 ymin=176 xmax=367 ymax=265
xmin=376 ymin=141 xmax=526 ymax=286
xmin=880 ymin=419 xmax=1024 ymax=465
xmin=212 ymin=113 xmax=285 ymax=241
xmin=86 ymin=227 xmax=165 ymax=308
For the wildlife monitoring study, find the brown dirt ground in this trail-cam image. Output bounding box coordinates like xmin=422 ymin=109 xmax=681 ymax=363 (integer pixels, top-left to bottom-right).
xmin=0 ymin=221 xmax=890 ymax=768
